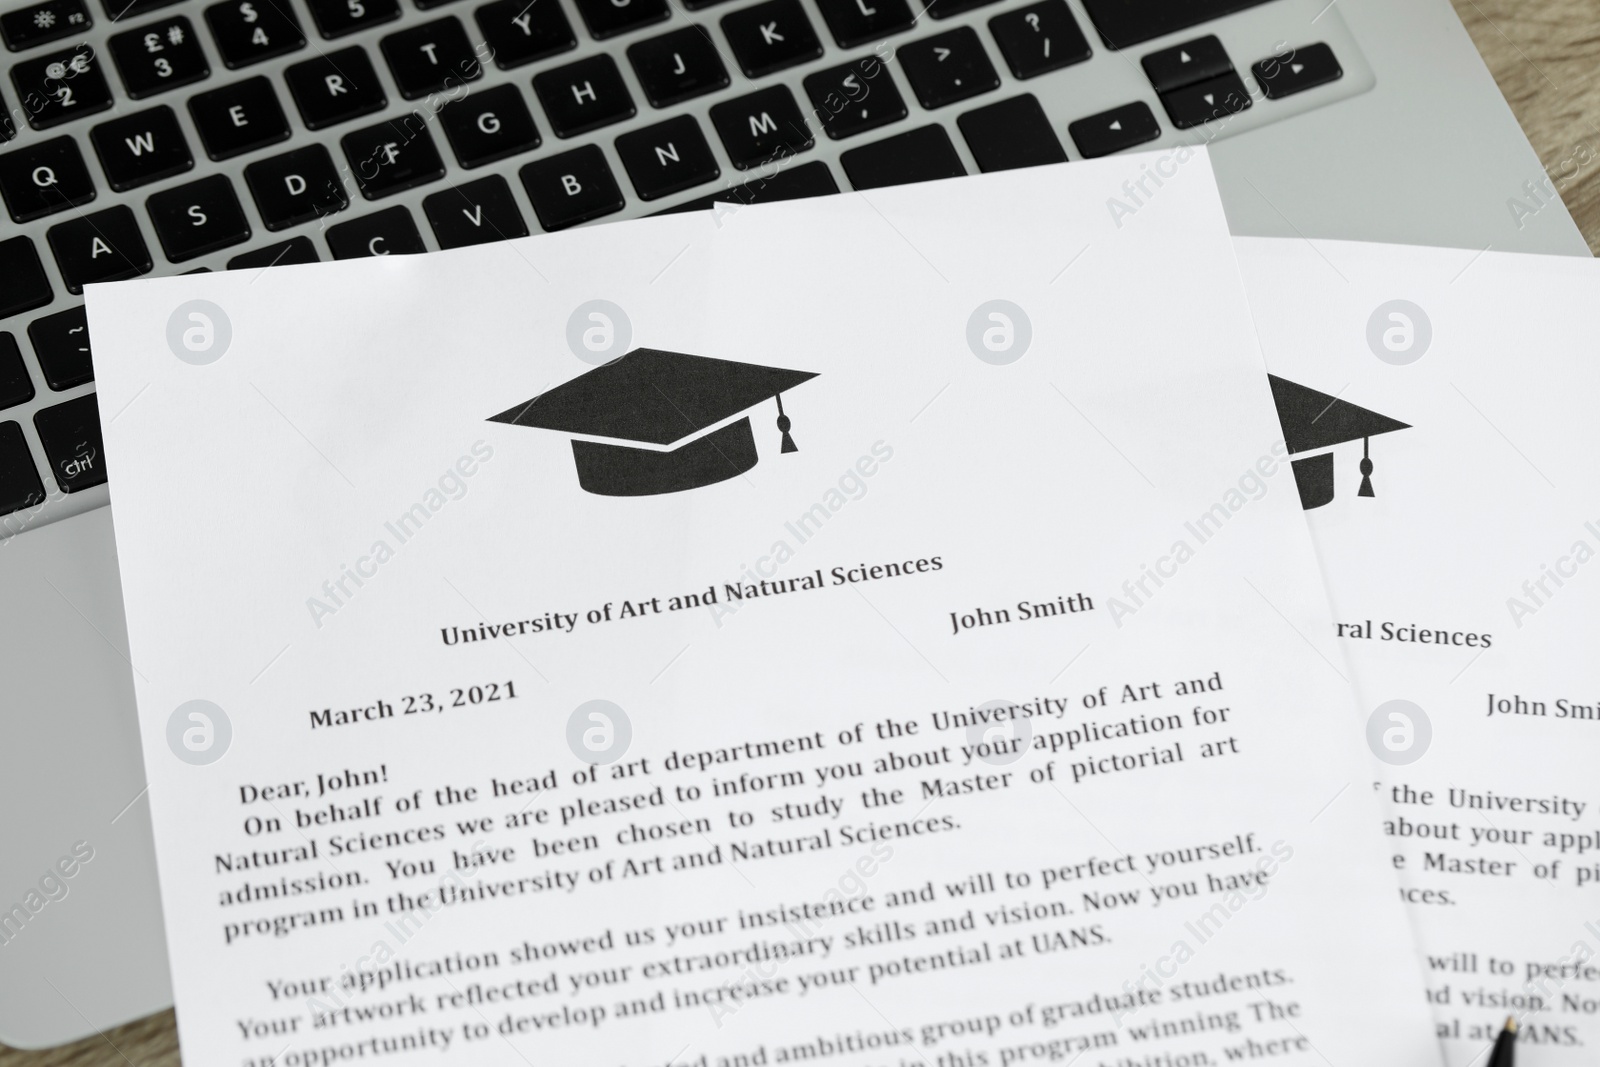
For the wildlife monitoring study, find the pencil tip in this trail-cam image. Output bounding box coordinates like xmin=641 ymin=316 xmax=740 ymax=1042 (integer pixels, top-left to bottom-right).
xmin=1504 ymin=1016 xmax=1518 ymax=1034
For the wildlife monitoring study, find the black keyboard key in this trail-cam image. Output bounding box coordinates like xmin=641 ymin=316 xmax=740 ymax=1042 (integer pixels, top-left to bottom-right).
xmin=28 ymin=305 xmax=92 ymax=390
xmin=2 ymin=0 xmax=91 ymax=51
xmin=0 ymin=237 xmax=51 ymax=316
xmin=285 ymin=45 xmax=386 ymax=127
xmin=710 ymin=84 xmax=810 ymax=168
xmin=533 ymin=53 xmax=634 ymax=137
xmin=1079 ymin=0 xmax=1270 ymax=49
xmin=47 ymin=205 xmax=151 ymax=291
xmin=244 ymin=143 xmax=348 ymax=228
xmin=1067 ymin=100 xmax=1158 ymax=157
xmin=304 ymin=0 xmax=400 ymax=38
xmin=651 ymin=158 xmax=836 ymax=214
xmin=681 ymin=0 xmax=731 ymax=10
xmin=90 ymin=106 xmax=193 ymax=191
xmin=957 ymin=93 xmax=1065 ymax=170
xmin=923 ymin=0 xmax=1000 ymax=19
xmin=380 ymin=17 xmax=482 ymax=99
xmin=147 ymin=173 xmax=251 ymax=261
xmin=1253 ymin=42 xmax=1341 ymax=100
xmin=804 ymin=56 xmax=905 ymax=139
xmin=0 ymin=421 xmax=45 ymax=516
xmin=1142 ymin=34 xmax=1229 ymax=92
xmin=519 ymin=143 xmax=622 ymax=229
xmin=897 ymin=27 xmax=998 ymax=109
xmin=1160 ymin=69 xmax=1249 ymax=129
xmin=615 ymin=113 xmax=717 ymax=200
xmin=204 ymin=0 xmax=306 ymax=67
xmin=988 ymin=0 xmax=1089 ymax=79
xmin=572 ymin=0 xmax=667 ymax=40
xmin=627 ymin=26 xmax=728 ymax=108
xmin=0 ymin=335 xmax=34 ymax=411
xmin=423 ymin=174 xmax=528 ymax=247
xmin=341 ymin=114 xmax=446 ymax=197
xmin=326 ymin=205 xmax=426 ymax=256
xmin=813 ymin=0 xmax=910 ymax=49
xmin=0 ymin=135 xmax=95 ymax=221
xmin=33 ymin=393 xmax=104 ymax=493
xmin=840 ymin=123 xmax=964 ymax=189
xmin=439 ymin=82 xmax=539 ymax=166
xmin=474 ymin=0 xmax=574 ymax=69
xmin=0 ymin=87 xmax=13 ymax=139
xmin=108 ymin=17 xmax=209 ymax=99
xmin=11 ymin=44 xmax=112 ymax=129
xmin=721 ymin=0 xmax=820 ymax=78
xmin=189 ymin=76 xmax=290 ymax=159
xmin=227 ymin=235 xmax=319 ymax=268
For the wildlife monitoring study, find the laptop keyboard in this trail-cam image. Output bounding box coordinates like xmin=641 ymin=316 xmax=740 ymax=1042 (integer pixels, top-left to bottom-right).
xmin=0 ymin=0 xmax=1372 ymax=537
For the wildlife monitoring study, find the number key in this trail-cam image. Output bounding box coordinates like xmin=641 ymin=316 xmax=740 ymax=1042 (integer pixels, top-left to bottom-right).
xmin=303 ymin=0 xmax=400 ymax=39
xmin=204 ymin=0 xmax=306 ymax=69
xmin=108 ymin=17 xmax=210 ymax=99
xmin=11 ymin=44 xmax=113 ymax=129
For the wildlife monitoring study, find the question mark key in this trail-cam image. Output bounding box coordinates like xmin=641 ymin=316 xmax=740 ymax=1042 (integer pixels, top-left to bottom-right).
xmin=989 ymin=0 xmax=1091 ymax=79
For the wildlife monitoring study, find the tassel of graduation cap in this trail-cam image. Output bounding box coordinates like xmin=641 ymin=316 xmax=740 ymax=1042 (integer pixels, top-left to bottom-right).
xmin=776 ymin=393 xmax=798 ymax=453
xmin=1358 ymin=437 xmax=1375 ymax=497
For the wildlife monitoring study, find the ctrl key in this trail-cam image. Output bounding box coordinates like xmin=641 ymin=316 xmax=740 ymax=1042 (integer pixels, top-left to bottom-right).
xmin=33 ymin=393 xmax=106 ymax=494
xmin=0 ymin=421 xmax=47 ymax=518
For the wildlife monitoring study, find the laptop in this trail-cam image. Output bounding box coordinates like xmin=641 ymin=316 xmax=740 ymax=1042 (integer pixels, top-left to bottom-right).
xmin=0 ymin=0 xmax=1587 ymax=1048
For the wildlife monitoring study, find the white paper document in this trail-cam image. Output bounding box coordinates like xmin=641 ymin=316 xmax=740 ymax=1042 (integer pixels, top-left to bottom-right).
xmin=1237 ymin=236 xmax=1600 ymax=1067
xmin=88 ymin=159 xmax=1438 ymax=1067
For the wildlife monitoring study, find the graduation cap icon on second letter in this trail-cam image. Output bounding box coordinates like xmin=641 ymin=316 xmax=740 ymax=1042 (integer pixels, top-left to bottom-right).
xmin=1268 ymin=375 xmax=1411 ymax=511
xmin=489 ymin=349 xmax=820 ymax=497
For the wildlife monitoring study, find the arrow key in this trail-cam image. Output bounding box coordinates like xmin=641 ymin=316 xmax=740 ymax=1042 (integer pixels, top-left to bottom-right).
xmin=1159 ymin=69 xmax=1250 ymax=129
xmin=1141 ymin=34 xmax=1230 ymax=93
xmin=1252 ymin=42 xmax=1341 ymax=100
xmin=1066 ymin=100 xmax=1158 ymax=158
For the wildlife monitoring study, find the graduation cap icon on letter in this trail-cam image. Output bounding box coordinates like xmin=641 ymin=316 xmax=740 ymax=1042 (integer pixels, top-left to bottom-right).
xmin=1268 ymin=375 xmax=1410 ymax=511
xmin=489 ymin=349 xmax=819 ymax=497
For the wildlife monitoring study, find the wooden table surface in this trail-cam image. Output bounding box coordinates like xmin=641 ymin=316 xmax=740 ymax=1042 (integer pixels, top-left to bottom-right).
xmin=3 ymin=1 xmax=1598 ymax=1064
